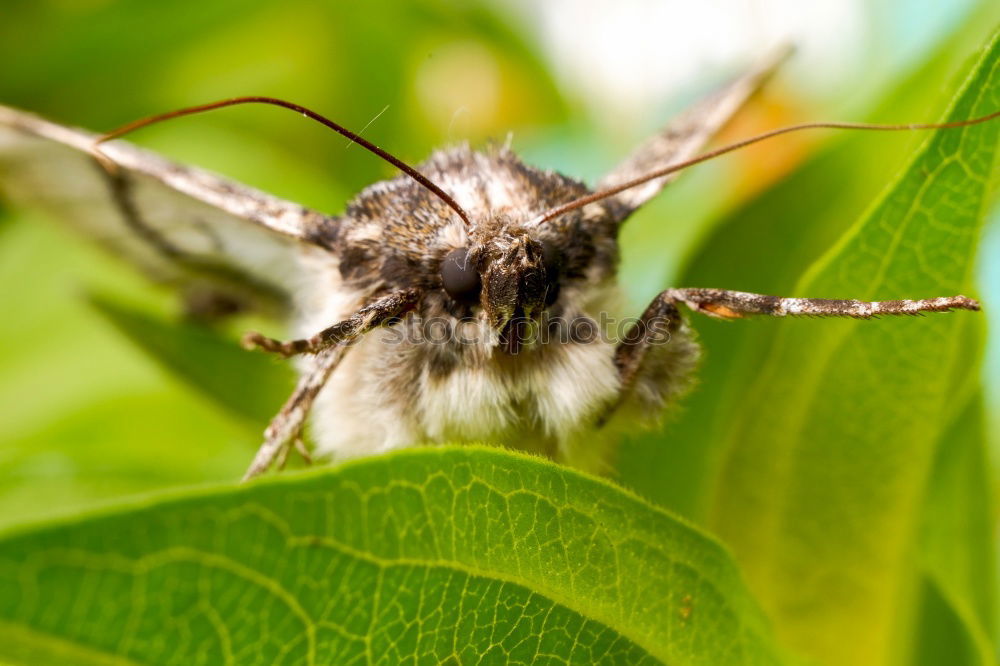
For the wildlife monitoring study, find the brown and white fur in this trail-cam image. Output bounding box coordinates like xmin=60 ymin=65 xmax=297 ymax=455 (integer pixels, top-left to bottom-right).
xmin=296 ymin=145 xmax=693 ymax=471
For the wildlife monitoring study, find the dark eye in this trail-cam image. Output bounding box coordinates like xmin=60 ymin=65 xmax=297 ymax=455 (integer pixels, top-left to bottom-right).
xmin=441 ymin=247 xmax=481 ymax=303
xmin=542 ymin=241 xmax=562 ymax=306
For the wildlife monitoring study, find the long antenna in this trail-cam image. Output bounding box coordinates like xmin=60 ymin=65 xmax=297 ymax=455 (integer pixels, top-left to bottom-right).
xmin=94 ymin=96 xmax=472 ymax=226
xmin=527 ymin=110 xmax=1000 ymax=226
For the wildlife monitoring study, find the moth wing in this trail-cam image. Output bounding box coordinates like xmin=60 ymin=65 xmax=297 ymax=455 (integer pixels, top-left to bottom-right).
xmin=598 ymin=47 xmax=790 ymax=220
xmin=0 ymin=104 xmax=338 ymax=316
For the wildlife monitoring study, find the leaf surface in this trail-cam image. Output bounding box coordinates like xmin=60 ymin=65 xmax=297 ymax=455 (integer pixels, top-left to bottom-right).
xmin=0 ymin=447 xmax=788 ymax=665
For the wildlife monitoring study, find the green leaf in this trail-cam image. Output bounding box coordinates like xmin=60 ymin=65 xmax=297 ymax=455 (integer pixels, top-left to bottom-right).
xmin=909 ymin=390 xmax=996 ymax=665
xmin=909 ymin=575 xmax=989 ymax=666
xmin=617 ymin=1 xmax=1000 ymax=522
xmin=0 ymin=447 xmax=788 ymax=665
xmin=88 ymin=295 xmax=294 ymax=426
xmin=702 ymin=26 xmax=1000 ymax=666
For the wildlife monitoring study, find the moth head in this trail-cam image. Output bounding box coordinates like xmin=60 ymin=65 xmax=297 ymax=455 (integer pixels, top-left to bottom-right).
xmin=440 ymin=229 xmax=561 ymax=353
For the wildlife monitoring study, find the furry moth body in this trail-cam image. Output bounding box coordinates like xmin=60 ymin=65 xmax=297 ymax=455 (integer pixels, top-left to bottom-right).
xmin=0 ymin=50 xmax=984 ymax=480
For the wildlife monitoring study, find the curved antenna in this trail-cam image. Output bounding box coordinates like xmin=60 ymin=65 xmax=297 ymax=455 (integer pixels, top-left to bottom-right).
xmin=527 ymin=110 xmax=1000 ymax=226
xmin=94 ymin=96 xmax=472 ymax=227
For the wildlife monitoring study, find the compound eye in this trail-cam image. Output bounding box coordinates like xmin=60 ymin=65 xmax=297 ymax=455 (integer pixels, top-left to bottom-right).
xmin=441 ymin=247 xmax=481 ymax=304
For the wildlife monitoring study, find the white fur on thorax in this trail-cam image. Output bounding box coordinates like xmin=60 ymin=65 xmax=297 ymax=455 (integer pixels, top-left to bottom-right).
xmin=415 ymin=330 xmax=621 ymax=443
xmin=307 ymin=325 xmax=622 ymax=462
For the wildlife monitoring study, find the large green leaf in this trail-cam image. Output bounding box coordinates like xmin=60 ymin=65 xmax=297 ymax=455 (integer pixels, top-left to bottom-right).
xmin=0 ymin=447 xmax=788 ymax=665
xmin=703 ymin=26 xmax=1000 ymax=666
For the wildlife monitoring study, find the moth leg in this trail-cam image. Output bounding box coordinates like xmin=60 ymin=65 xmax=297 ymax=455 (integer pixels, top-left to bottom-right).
xmin=242 ymin=288 xmax=420 ymax=357
xmin=242 ymin=346 xmax=346 ymax=481
xmin=275 ymin=432 xmax=293 ymax=470
xmin=610 ymin=287 xmax=980 ymax=413
xmin=293 ymin=437 xmax=312 ymax=465
xmin=241 ymin=289 xmax=421 ymax=481
xmin=613 ymin=292 xmax=686 ymax=400
xmin=662 ymin=287 xmax=979 ymax=320
xmin=276 ymin=435 xmax=312 ymax=470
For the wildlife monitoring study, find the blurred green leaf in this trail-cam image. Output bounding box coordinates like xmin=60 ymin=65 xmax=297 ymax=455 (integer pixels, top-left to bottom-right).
xmin=909 ymin=391 xmax=996 ymax=665
xmin=0 ymin=447 xmax=788 ymax=665
xmin=701 ymin=26 xmax=999 ymax=665
xmin=910 ymin=575 xmax=989 ymax=666
xmin=88 ymin=296 xmax=294 ymax=426
xmin=0 ymin=219 xmax=255 ymax=529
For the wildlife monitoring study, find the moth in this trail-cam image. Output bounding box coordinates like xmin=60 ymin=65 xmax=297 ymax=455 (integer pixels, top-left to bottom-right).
xmin=0 ymin=51 xmax=992 ymax=480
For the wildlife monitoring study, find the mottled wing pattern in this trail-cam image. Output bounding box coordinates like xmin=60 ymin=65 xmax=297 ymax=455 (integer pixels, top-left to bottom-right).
xmin=0 ymin=104 xmax=338 ymax=315
xmin=598 ymin=47 xmax=790 ymax=221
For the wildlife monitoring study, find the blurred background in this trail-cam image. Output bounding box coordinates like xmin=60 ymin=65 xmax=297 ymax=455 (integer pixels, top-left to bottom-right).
xmin=0 ymin=0 xmax=1000 ymax=523
xmin=0 ymin=0 xmax=997 ymax=661
xmin=0 ymin=0 xmax=1000 ymax=522
xmin=0 ymin=0 xmax=994 ymax=512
